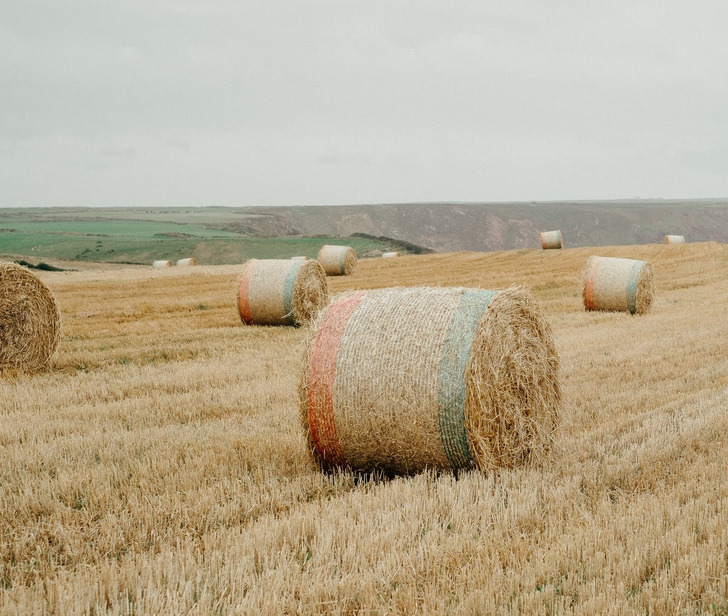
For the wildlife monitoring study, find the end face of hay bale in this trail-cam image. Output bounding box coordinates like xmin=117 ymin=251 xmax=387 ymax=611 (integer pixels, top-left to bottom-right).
xmin=583 ymin=255 xmax=654 ymax=315
xmin=237 ymin=259 xmax=329 ymax=326
xmin=300 ymin=286 xmax=560 ymax=474
xmin=152 ymin=260 xmax=173 ymax=269
xmin=381 ymin=252 xmax=400 ymax=258
xmin=0 ymin=262 xmax=62 ymax=372
xmin=316 ymin=245 xmax=357 ymax=276
xmin=540 ymin=230 xmax=563 ymax=250
xmin=664 ymin=235 xmax=686 ymax=244
xmin=176 ymin=257 xmax=198 ymax=266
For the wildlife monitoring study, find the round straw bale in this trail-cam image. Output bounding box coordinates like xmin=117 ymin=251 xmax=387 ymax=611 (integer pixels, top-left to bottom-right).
xmin=540 ymin=230 xmax=563 ymax=249
xmin=664 ymin=234 xmax=685 ymax=244
xmin=582 ymin=256 xmax=654 ymax=315
xmin=317 ymin=245 xmax=357 ymax=276
xmin=300 ymin=286 xmax=561 ymax=474
xmin=176 ymin=257 xmax=198 ymax=266
xmin=0 ymin=262 xmax=62 ymax=372
xmin=381 ymin=252 xmax=400 ymax=258
xmin=290 ymin=256 xmax=310 ymax=260
xmin=238 ymin=258 xmax=329 ymax=326
xmin=152 ymin=260 xmax=173 ymax=269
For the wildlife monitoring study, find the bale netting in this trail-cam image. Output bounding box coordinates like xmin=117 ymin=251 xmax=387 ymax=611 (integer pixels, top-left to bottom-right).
xmin=317 ymin=245 xmax=357 ymax=276
xmin=0 ymin=262 xmax=62 ymax=372
xmin=238 ymin=258 xmax=329 ymax=326
xmin=176 ymin=257 xmax=198 ymax=267
xmin=540 ymin=230 xmax=563 ymax=250
xmin=152 ymin=260 xmax=173 ymax=269
xmin=664 ymin=234 xmax=686 ymax=244
xmin=300 ymin=286 xmax=561 ymax=474
xmin=381 ymin=252 xmax=400 ymax=258
xmin=582 ymin=256 xmax=654 ymax=315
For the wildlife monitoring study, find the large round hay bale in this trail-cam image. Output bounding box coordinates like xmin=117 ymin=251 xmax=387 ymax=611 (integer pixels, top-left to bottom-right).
xmin=664 ymin=234 xmax=685 ymax=244
xmin=176 ymin=257 xmax=198 ymax=266
xmin=238 ymin=258 xmax=329 ymax=326
xmin=0 ymin=262 xmax=62 ymax=372
xmin=540 ymin=230 xmax=563 ymax=249
xmin=317 ymin=245 xmax=357 ymax=276
xmin=300 ymin=286 xmax=561 ymax=474
xmin=582 ymin=256 xmax=654 ymax=315
xmin=381 ymin=251 xmax=400 ymax=258
xmin=152 ymin=260 xmax=173 ymax=269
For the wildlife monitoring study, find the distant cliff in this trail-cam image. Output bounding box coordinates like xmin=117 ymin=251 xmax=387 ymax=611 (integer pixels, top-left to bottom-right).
xmin=227 ymin=199 xmax=728 ymax=252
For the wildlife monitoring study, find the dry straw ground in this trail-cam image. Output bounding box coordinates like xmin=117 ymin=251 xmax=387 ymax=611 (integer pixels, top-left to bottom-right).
xmin=1 ymin=242 xmax=728 ymax=614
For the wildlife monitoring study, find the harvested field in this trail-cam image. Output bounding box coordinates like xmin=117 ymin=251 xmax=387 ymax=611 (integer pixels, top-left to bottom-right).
xmin=1 ymin=243 xmax=728 ymax=613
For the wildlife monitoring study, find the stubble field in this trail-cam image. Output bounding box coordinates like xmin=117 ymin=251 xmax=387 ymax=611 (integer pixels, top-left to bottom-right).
xmin=1 ymin=242 xmax=728 ymax=614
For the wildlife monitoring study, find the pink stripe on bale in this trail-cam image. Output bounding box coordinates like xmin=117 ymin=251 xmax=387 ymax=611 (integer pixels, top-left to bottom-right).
xmin=307 ymin=291 xmax=366 ymax=468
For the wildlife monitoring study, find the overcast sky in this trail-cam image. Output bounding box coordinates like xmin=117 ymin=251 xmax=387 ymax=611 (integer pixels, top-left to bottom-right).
xmin=1 ymin=1 xmax=727 ymax=207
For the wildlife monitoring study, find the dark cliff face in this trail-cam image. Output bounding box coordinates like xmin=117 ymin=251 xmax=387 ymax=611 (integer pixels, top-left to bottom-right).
xmin=238 ymin=200 xmax=728 ymax=252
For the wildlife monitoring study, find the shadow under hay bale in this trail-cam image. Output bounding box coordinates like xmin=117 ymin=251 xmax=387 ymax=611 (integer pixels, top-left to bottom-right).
xmin=583 ymin=256 xmax=654 ymax=315
xmin=664 ymin=235 xmax=686 ymax=244
xmin=540 ymin=230 xmax=563 ymax=249
xmin=238 ymin=258 xmax=329 ymax=326
xmin=176 ymin=257 xmax=198 ymax=266
xmin=0 ymin=262 xmax=62 ymax=373
xmin=317 ymin=245 xmax=357 ymax=276
xmin=300 ymin=286 xmax=561 ymax=474
xmin=152 ymin=260 xmax=173 ymax=269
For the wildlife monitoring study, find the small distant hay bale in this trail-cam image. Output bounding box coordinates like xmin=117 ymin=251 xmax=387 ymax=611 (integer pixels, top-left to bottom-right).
xmin=152 ymin=260 xmax=173 ymax=269
xmin=540 ymin=230 xmax=563 ymax=250
xmin=381 ymin=252 xmax=400 ymax=258
xmin=0 ymin=262 xmax=62 ymax=372
xmin=238 ymin=258 xmax=329 ymax=326
xmin=317 ymin=245 xmax=357 ymax=276
xmin=291 ymin=256 xmax=309 ymax=260
xmin=664 ymin=235 xmax=686 ymax=244
xmin=176 ymin=257 xmax=198 ymax=267
xmin=582 ymin=256 xmax=654 ymax=315
xmin=300 ymin=286 xmax=561 ymax=474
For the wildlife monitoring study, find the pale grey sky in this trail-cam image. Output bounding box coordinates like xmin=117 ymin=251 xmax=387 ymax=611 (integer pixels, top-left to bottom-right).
xmin=1 ymin=1 xmax=727 ymax=207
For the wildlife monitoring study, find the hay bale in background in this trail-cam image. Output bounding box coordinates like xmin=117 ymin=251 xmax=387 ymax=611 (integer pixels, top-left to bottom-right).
xmin=583 ymin=256 xmax=654 ymax=315
xmin=0 ymin=262 xmax=62 ymax=372
xmin=540 ymin=230 xmax=563 ymax=250
xmin=381 ymin=252 xmax=400 ymax=258
xmin=238 ymin=258 xmax=329 ymax=326
xmin=290 ymin=256 xmax=310 ymax=260
xmin=317 ymin=245 xmax=357 ymax=276
xmin=152 ymin=260 xmax=173 ymax=269
xmin=176 ymin=258 xmax=198 ymax=267
xmin=300 ymin=286 xmax=561 ymax=474
xmin=664 ymin=235 xmax=686 ymax=244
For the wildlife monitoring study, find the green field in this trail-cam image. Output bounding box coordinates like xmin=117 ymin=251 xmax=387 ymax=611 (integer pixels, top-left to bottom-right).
xmin=0 ymin=208 xmax=412 ymax=265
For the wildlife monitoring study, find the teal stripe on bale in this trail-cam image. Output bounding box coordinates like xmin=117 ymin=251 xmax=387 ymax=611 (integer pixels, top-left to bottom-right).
xmin=437 ymin=289 xmax=499 ymax=469
xmin=282 ymin=260 xmax=305 ymax=324
xmin=625 ymin=260 xmax=645 ymax=315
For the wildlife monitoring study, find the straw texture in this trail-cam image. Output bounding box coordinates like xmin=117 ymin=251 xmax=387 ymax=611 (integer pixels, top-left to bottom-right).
xmin=300 ymin=286 xmax=561 ymax=474
xmin=0 ymin=262 xmax=62 ymax=372
xmin=583 ymin=256 xmax=654 ymax=315
xmin=237 ymin=258 xmax=329 ymax=326
xmin=540 ymin=230 xmax=563 ymax=250
xmin=664 ymin=235 xmax=686 ymax=244
xmin=152 ymin=260 xmax=173 ymax=269
xmin=317 ymin=245 xmax=357 ymax=276
xmin=381 ymin=252 xmax=400 ymax=258
xmin=176 ymin=258 xmax=198 ymax=266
